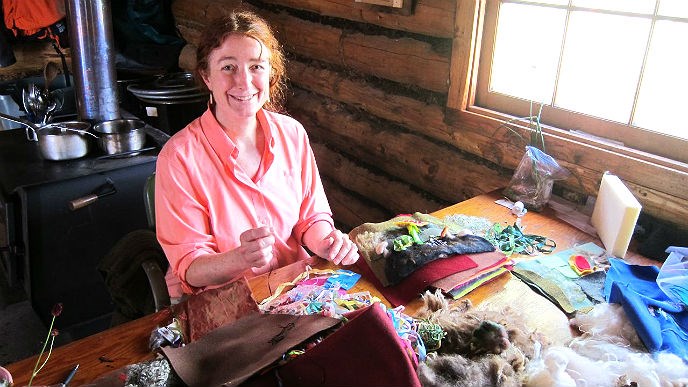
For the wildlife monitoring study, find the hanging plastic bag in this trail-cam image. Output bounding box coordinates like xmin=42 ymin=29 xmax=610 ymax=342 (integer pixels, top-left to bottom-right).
xmin=657 ymin=246 xmax=688 ymax=308
xmin=503 ymin=146 xmax=570 ymax=211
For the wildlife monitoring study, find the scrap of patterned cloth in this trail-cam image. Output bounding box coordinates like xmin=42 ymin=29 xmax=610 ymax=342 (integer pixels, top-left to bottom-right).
xmin=258 ymin=267 xmax=431 ymax=364
xmin=605 ymin=258 xmax=688 ymax=362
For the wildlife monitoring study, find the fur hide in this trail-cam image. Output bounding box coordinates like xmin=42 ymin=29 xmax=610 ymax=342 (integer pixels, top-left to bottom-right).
xmin=414 ymin=291 xmax=688 ymax=387
xmin=415 ymin=290 xmax=546 ymax=386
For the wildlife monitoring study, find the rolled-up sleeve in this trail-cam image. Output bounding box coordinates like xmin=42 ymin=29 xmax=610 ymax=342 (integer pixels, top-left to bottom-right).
xmin=155 ymin=147 xmax=217 ymax=295
xmin=292 ymin=128 xmax=334 ymax=245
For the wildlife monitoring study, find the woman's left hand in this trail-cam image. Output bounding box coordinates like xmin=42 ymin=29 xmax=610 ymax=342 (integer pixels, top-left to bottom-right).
xmin=315 ymin=229 xmax=359 ymax=266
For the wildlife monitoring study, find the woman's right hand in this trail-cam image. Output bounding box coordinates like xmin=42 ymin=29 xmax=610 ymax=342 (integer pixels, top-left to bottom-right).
xmin=236 ymin=226 xmax=275 ymax=270
xmin=185 ymin=226 xmax=275 ymax=288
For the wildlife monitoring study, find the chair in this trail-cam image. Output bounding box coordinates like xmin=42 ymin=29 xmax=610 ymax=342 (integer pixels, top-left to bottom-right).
xmin=99 ymin=172 xmax=171 ymax=325
xmin=140 ymin=173 xmax=171 ymax=312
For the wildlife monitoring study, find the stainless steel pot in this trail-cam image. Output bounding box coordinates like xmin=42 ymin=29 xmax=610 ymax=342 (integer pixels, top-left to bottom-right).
xmin=0 ymin=112 xmax=93 ymax=160
xmin=37 ymin=121 xmax=94 ymax=161
xmin=93 ymin=118 xmax=146 ymax=155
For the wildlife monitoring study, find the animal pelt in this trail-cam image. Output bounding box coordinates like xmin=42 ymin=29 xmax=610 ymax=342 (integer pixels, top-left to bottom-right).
xmin=415 ymin=290 xmax=547 ymax=386
xmin=417 ymin=290 xmax=546 ymax=362
xmin=418 ymin=353 xmax=521 ymax=387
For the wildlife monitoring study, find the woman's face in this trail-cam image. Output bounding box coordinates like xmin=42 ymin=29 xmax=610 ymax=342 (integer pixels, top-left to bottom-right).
xmin=202 ymin=34 xmax=272 ymax=123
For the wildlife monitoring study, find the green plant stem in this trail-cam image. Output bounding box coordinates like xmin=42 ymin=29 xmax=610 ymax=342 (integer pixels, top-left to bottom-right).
xmin=27 ymin=316 xmax=56 ymax=387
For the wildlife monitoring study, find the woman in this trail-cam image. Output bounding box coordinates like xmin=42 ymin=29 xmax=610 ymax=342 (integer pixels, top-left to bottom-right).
xmin=155 ymin=11 xmax=359 ymax=299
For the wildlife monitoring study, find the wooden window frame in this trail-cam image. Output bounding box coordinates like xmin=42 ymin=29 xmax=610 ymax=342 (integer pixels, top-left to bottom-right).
xmin=447 ymin=0 xmax=688 ymax=172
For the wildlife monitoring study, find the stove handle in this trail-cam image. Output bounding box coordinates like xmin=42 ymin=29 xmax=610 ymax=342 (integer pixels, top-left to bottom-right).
xmin=68 ymin=179 xmax=117 ymax=211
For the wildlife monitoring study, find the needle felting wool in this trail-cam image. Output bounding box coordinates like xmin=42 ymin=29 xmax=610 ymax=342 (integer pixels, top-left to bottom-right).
xmin=524 ymin=302 xmax=688 ymax=387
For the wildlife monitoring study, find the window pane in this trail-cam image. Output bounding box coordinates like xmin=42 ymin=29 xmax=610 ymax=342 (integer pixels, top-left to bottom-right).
xmin=658 ymin=0 xmax=688 ymax=18
xmin=572 ymin=0 xmax=655 ymax=14
xmin=555 ymin=11 xmax=650 ymax=123
xmin=490 ymin=3 xmax=566 ymax=103
xmin=633 ymin=21 xmax=688 ymax=138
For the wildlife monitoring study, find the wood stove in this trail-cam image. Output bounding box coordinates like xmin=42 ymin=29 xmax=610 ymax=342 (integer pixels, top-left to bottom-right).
xmin=0 ymin=124 xmax=166 ymax=339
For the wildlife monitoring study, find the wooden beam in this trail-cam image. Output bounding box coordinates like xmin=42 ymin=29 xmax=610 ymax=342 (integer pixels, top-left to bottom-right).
xmin=289 ymin=88 xmax=509 ymax=203
xmin=312 ymin=142 xmax=449 ymax=215
xmin=256 ymin=0 xmax=455 ymax=38
xmin=173 ymin=3 xmax=451 ymax=92
xmin=321 ymin=178 xmax=391 ymax=230
xmin=446 ymin=0 xmax=482 ymax=110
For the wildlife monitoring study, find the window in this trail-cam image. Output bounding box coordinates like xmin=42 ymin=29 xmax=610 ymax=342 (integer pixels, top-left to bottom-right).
xmin=471 ymin=0 xmax=688 ymax=163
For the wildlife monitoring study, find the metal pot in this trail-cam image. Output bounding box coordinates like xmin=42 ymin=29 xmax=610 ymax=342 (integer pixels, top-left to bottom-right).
xmin=93 ymin=118 xmax=146 ymax=155
xmin=0 ymin=112 xmax=94 ymax=160
xmin=37 ymin=121 xmax=94 ymax=160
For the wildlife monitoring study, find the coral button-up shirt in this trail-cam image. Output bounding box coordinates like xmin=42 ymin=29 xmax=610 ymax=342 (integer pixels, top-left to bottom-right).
xmin=155 ymin=108 xmax=333 ymax=297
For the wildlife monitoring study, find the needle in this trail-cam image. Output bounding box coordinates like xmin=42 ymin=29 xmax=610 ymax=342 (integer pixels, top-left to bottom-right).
xmin=61 ymin=364 xmax=79 ymax=387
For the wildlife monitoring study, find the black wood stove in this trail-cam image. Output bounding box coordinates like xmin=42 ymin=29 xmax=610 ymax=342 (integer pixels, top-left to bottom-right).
xmin=0 ymin=124 xmax=167 ymax=340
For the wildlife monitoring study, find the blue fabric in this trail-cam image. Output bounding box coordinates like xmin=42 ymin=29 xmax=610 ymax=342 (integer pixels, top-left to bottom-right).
xmin=605 ymin=258 xmax=688 ymax=361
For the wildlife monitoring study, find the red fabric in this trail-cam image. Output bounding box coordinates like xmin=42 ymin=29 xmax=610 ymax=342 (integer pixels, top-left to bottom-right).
xmin=261 ymin=303 xmax=422 ymax=387
xmin=355 ymin=254 xmax=478 ymax=306
xmin=432 ymin=251 xmax=509 ymax=292
xmin=3 ymin=0 xmax=63 ymax=36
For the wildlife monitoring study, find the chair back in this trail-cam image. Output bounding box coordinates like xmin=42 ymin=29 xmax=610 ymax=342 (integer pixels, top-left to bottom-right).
xmin=144 ymin=173 xmax=155 ymax=229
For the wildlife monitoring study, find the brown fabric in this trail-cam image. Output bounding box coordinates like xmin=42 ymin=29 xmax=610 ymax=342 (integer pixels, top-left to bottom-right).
xmin=170 ymin=277 xmax=260 ymax=343
xmin=162 ymin=313 xmax=342 ymax=387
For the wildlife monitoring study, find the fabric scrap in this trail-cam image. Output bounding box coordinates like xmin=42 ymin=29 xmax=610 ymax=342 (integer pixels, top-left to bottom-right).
xmin=432 ymin=251 xmax=510 ymax=292
xmin=350 ymin=212 xmax=493 ymax=287
xmin=513 ymin=259 xmax=594 ymax=314
xmin=170 ymin=277 xmax=259 ymax=343
xmin=355 ymin=253 xmax=477 ymax=307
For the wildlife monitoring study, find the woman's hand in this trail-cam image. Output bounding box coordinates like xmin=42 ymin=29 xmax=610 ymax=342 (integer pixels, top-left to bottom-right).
xmin=237 ymin=226 xmax=275 ymax=270
xmin=312 ymin=229 xmax=359 ymax=266
xmin=185 ymin=226 xmax=275 ymax=288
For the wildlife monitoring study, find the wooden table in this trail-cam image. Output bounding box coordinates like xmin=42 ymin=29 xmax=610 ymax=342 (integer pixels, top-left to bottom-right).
xmin=5 ymin=191 xmax=657 ymax=386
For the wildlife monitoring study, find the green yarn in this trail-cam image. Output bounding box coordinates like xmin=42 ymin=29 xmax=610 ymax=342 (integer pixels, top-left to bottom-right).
xmin=417 ymin=320 xmax=446 ymax=352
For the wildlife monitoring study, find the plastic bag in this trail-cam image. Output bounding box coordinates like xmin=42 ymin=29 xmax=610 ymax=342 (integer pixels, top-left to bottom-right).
xmin=503 ymin=146 xmax=570 ymax=211
xmin=657 ymin=246 xmax=688 ymax=307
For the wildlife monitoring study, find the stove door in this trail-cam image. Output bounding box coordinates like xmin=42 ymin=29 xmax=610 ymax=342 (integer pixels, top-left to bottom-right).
xmin=17 ymin=160 xmax=155 ymax=337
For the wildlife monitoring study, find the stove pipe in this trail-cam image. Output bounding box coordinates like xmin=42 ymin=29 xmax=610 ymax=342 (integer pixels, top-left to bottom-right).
xmin=65 ymin=0 xmax=120 ymax=123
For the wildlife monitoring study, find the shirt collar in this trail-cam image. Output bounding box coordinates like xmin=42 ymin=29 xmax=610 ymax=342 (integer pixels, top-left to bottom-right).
xmin=200 ymin=108 xmax=276 ymax=179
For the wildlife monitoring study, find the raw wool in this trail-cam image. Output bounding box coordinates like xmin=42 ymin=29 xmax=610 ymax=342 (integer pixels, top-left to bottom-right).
xmin=569 ymin=302 xmax=643 ymax=348
xmin=353 ymin=230 xmax=386 ymax=258
xmin=416 ymin=290 xmax=547 ymax=386
xmin=418 ymin=352 xmax=521 ymax=387
xmin=524 ymin=303 xmax=688 ymax=387
xmin=442 ymin=214 xmax=494 ymax=237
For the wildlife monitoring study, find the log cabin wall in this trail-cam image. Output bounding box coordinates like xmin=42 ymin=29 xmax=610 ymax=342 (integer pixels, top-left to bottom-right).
xmin=171 ymin=0 xmax=688 ymax=236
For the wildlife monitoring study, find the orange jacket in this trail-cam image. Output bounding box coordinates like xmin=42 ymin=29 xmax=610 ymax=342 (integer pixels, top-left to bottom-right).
xmin=3 ymin=0 xmax=64 ymax=38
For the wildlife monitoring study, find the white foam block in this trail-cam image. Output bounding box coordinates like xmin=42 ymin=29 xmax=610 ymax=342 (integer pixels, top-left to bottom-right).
xmin=591 ymin=173 xmax=642 ymax=258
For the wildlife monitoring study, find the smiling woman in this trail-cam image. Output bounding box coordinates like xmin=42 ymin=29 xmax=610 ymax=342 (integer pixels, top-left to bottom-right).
xmin=154 ymin=11 xmax=360 ymax=302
